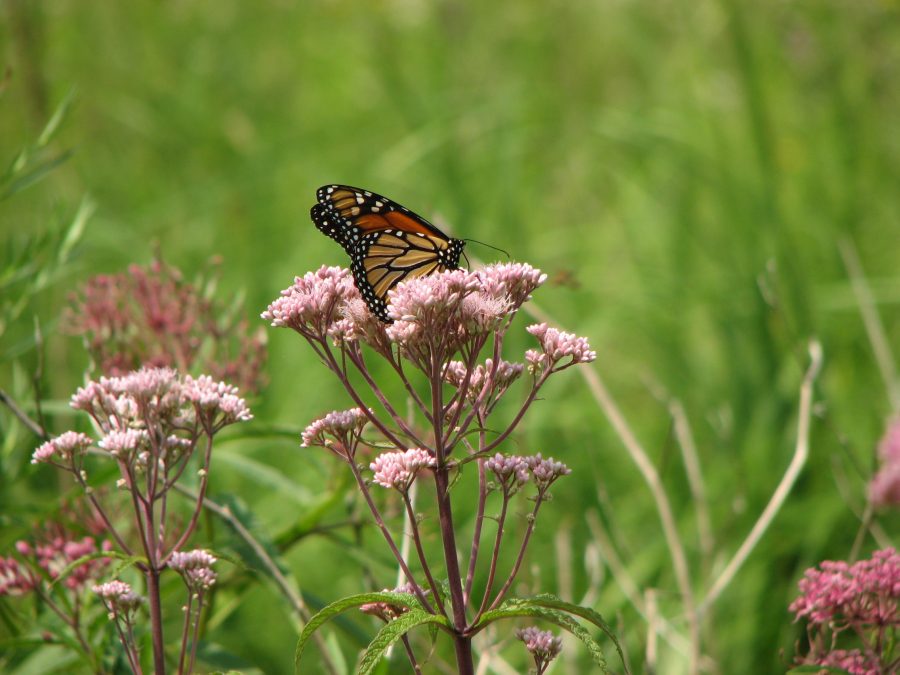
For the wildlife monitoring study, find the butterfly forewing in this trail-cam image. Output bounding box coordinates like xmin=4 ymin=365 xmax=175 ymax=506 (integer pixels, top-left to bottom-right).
xmin=312 ymin=185 xmax=465 ymax=322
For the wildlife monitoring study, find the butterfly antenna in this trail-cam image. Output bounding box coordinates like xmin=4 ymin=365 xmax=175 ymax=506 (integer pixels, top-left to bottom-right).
xmin=463 ymin=238 xmax=510 ymax=260
xmin=461 ymin=250 xmax=471 ymax=271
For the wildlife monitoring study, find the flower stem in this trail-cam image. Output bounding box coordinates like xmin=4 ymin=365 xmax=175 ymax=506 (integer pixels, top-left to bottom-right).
xmin=433 ymin=468 xmax=474 ymax=675
xmin=146 ymin=567 xmax=167 ymax=675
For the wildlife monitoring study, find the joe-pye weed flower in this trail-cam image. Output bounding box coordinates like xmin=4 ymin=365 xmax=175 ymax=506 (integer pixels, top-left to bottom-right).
xmin=265 ymin=262 xmax=610 ymax=674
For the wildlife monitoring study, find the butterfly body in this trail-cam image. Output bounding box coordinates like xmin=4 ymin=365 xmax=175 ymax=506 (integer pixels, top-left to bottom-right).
xmin=312 ymin=185 xmax=465 ymax=321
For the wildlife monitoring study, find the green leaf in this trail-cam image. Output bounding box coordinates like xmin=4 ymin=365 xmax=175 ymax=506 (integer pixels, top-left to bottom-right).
xmin=294 ymin=592 xmax=424 ymax=673
xmin=215 ymin=450 xmax=313 ymax=505
xmin=357 ymin=609 xmax=451 ymax=675
xmin=37 ymin=87 xmax=77 ymax=147
xmin=50 ymin=550 xmax=145 ymax=589
xmin=476 ymin=603 xmax=611 ymax=673
xmin=787 ymin=667 xmax=851 ymax=674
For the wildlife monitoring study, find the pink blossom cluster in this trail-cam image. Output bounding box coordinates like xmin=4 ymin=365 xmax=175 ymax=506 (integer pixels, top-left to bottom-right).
xmin=65 ymin=258 xmax=266 ymax=394
xmin=183 ymin=374 xmax=253 ymax=425
xmin=93 ymin=580 xmax=143 ymax=617
xmin=261 ymin=266 xmax=358 ymax=336
xmin=169 ymin=549 xmax=217 ymax=591
xmin=370 ymin=448 xmax=436 ymax=491
xmin=526 ymin=324 xmax=596 ymax=373
xmin=263 ymin=263 xmax=571 ymax=367
xmin=812 ymin=649 xmax=879 ymax=675
xmin=1 ymin=532 xmax=112 ymax=597
xmin=790 ymin=548 xmax=899 ymax=626
xmin=484 ymin=453 xmax=571 ymax=496
xmin=383 ymin=263 xmax=549 ymax=356
xmin=17 ymin=536 xmax=113 ymax=591
xmin=516 ymin=626 xmax=563 ymax=673
xmin=31 ymin=431 xmax=93 ymax=466
xmin=301 ymin=407 xmax=370 ymax=454
xmin=528 ymin=454 xmax=572 ymax=493
xmin=870 ymin=418 xmax=900 ymax=508
xmin=0 ymin=556 xmax=36 ymax=596
xmin=485 ymin=453 xmax=530 ymax=494
xmin=476 ymin=262 xmax=547 ymax=310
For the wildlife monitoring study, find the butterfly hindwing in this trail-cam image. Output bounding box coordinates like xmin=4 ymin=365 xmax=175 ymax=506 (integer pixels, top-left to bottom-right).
xmin=312 ymin=185 xmax=465 ymax=322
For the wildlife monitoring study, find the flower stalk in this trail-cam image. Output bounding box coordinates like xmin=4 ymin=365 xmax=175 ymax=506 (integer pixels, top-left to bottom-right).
xmin=264 ymin=262 xmax=592 ymax=672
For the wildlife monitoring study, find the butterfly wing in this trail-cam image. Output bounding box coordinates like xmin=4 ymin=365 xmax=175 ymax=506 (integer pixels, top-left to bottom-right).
xmin=350 ymin=228 xmax=465 ymax=321
xmin=312 ymin=185 xmax=465 ymax=321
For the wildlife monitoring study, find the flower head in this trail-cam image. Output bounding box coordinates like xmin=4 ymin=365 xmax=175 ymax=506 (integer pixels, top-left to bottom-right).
xmin=183 ymin=374 xmax=253 ymax=426
xmin=99 ymin=429 xmax=149 ymax=457
xmin=477 ymin=262 xmax=547 ymax=312
xmin=32 ymin=431 xmax=93 ymax=465
xmin=385 ymin=269 xmax=484 ymax=354
xmin=527 ymin=324 xmax=596 ymax=371
xmin=790 ymin=548 xmax=900 ymax=626
xmin=262 ymin=266 xmax=358 ymax=337
xmin=370 ymin=449 xmax=436 ymax=491
xmin=871 ymin=418 xmax=900 ymax=508
xmin=65 ymin=258 xmax=266 ymax=394
xmin=93 ymin=580 xmax=143 ymax=618
xmin=812 ymin=650 xmax=879 ymax=675
xmin=302 ymin=408 xmax=370 ymax=458
xmin=485 ymin=453 xmax=530 ymax=495
xmin=527 ymin=454 xmax=572 ymax=493
xmin=0 ymin=556 xmax=37 ymax=596
xmin=169 ymin=549 xmax=217 ymax=591
xmin=516 ymin=626 xmax=562 ymax=674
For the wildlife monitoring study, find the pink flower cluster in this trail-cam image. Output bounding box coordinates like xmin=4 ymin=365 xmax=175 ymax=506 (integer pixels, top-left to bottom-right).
xmin=18 ymin=536 xmax=113 ymax=590
xmin=70 ymin=366 xmax=249 ymax=438
xmin=516 ymin=626 xmax=563 ymax=672
xmin=526 ymin=324 xmax=596 ymax=373
xmin=813 ymin=649 xmax=880 ymax=675
xmin=169 ymin=549 xmax=217 ymax=591
xmin=485 ymin=453 xmax=530 ymax=494
xmin=790 ymin=548 xmax=900 ymax=626
xmin=370 ymin=449 xmax=436 ymax=491
xmin=0 ymin=556 xmax=36 ymax=596
xmin=93 ymin=580 xmax=143 ymax=617
xmin=870 ymin=418 xmax=900 ymax=508
xmin=1 ymin=532 xmax=112 ymax=597
xmin=301 ymin=407 xmax=370 ymax=454
xmin=383 ymin=263 xmax=548 ymax=356
xmin=65 ymin=258 xmax=266 ymax=394
xmin=261 ymin=266 xmax=358 ymax=336
xmin=31 ymin=431 xmax=93 ymax=465
xmin=485 ymin=453 xmax=571 ymax=496
xmin=263 ymin=263 xmax=574 ymax=365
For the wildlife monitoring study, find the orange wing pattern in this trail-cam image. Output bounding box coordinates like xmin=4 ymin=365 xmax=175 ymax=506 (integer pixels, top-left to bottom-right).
xmin=310 ymin=185 xmax=465 ymax=321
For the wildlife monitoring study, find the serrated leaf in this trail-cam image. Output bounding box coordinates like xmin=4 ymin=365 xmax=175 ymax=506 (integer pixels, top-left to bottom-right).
xmin=476 ymin=604 xmax=610 ymax=673
xmin=357 ymin=609 xmax=451 ymax=675
xmin=294 ymin=592 xmax=424 ymax=673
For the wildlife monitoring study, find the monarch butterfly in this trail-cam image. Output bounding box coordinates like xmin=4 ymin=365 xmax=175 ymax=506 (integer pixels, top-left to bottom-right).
xmin=311 ymin=185 xmax=466 ymax=321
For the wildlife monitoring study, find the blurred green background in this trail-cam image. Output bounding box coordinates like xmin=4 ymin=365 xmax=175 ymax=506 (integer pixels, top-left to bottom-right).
xmin=2 ymin=0 xmax=899 ymax=673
